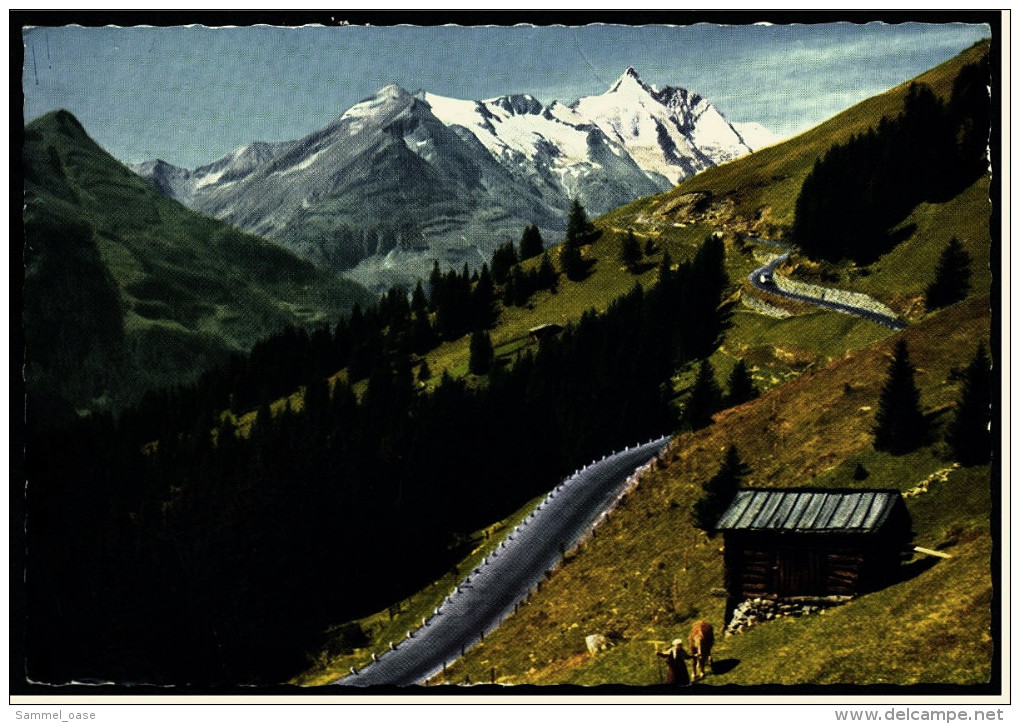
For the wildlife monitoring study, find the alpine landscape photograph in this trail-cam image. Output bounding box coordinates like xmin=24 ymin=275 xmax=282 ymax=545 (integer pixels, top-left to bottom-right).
xmin=13 ymin=11 xmax=1004 ymax=702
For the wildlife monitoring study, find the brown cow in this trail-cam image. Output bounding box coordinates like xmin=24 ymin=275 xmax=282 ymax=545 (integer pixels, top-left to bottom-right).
xmin=688 ymin=620 xmax=714 ymax=680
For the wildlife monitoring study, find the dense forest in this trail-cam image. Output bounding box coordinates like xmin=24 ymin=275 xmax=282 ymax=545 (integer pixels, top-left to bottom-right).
xmin=791 ymin=57 xmax=989 ymax=263
xmin=25 ymin=229 xmax=731 ymax=685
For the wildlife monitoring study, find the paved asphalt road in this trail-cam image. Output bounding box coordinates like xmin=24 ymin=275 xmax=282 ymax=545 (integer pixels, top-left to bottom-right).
xmin=748 ymin=251 xmax=906 ymax=330
xmin=334 ymin=435 xmax=671 ymax=687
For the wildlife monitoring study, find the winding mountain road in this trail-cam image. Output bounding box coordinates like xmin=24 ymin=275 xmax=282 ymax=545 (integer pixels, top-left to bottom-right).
xmin=748 ymin=249 xmax=906 ymax=330
xmin=334 ymin=435 xmax=671 ymax=687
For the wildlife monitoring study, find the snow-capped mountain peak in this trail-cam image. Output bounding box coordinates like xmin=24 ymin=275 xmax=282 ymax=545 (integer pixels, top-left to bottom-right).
xmin=340 ymin=83 xmax=413 ymax=123
xmin=485 ymin=93 xmax=544 ymax=117
xmin=607 ymin=66 xmax=655 ymax=96
xmin=134 ymin=70 xmax=776 ymax=291
xmin=567 ymin=68 xmax=754 ymax=184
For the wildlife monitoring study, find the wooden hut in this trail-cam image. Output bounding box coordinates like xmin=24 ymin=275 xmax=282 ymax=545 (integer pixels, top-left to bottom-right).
xmin=715 ymin=488 xmax=912 ymax=618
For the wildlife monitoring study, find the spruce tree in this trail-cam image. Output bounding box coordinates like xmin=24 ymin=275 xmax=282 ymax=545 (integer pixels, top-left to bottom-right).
xmin=682 ymin=359 xmax=723 ymax=430
xmin=520 ymin=224 xmax=544 ymax=260
xmin=510 ymin=265 xmax=529 ymax=307
xmin=925 ymin=237 xmax=973 ymax=310
xmin=501 ymin=272 xmax=517 ymax=306
xmin=725 ymin=359 xmax=759 ymax=407
xmin=559 ymin=240 xmax=586 ymax=282
xmin=949 ymin=57 xmax=991 ymax=181
xmin=873 ymin=339 xmax=929 ymax=454
xmin=946 ymin=342 xmax=993 ymax=465
xmin=411 ymin=307 xmax=437 ymax=354
xmin=392 ymin=355 xmax=415 ymax=409
xmin=303 ymin=375 xmax=331 ymax=427
xmin=656 ymin=249 xmax=674 ymax=287
xmin=538 ymin=252 xmax=558 ymax=292
xmin=411 ymin=280 xmax=429 ymax=318
xmin=561 ymin=199 xmax=597 ymax=281
xmin=417 ymin=359 xmax=432 ymax=384
xmin=471 ymin=263 xmax=497 ymax=330
xmin=468 ymin=330 xmax=495 ymax=375
xmin=428 ymin=261 xmax=443 ymax=311
xmin=565 ymin=198 xmax=595 ymax=248
xmin=491 ymin=241 xmax=518 ymax=284
xmin=619 ymin=229 xmax=642 ymax=273
xmin=693 ymin=445 xmax=749 ymax=535
xmin=409 ymin=280 xmax=438 ymax=353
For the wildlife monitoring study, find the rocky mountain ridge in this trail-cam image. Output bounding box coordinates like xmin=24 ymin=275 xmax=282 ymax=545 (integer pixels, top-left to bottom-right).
xmin=134 ymin=69 xmax=777 ymax=291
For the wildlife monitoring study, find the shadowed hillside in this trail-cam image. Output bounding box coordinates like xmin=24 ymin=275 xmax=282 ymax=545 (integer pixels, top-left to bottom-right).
xmin=22 ymin=109 xmax=374 ymax=427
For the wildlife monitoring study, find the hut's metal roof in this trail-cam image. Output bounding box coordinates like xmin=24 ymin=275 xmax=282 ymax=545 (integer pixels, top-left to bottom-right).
xmin=714 ymin=489 xmax=903 ymax=534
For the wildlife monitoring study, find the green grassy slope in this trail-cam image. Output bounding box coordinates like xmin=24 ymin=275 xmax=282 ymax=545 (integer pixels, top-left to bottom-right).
xmin=22 ymin=110 xmax=374 ymax=418
xmin=433 ymin=295 xmax=993 ymax=687
xmin=628 ymin=40 xmax=990 ymax=232
xmin=592 ymin=40 xmax=992 ymax=391
xmin=417 ymin=221 xmax=718 ymax=385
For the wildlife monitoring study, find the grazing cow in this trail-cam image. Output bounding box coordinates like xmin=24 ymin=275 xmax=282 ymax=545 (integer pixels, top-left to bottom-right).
xmin=688 ymin=620 xmax=714 ymax=680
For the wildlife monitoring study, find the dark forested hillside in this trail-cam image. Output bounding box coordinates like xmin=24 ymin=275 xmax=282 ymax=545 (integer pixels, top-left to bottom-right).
xmin=25 ymin=235 xmax=730 ymax=685
xmin=790 ymin=56 xmax=990 ymax=263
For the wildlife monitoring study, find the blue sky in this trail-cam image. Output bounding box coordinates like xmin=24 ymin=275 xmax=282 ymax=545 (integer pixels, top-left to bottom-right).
xmin=22 ymin=21 xmax=991 ymax=169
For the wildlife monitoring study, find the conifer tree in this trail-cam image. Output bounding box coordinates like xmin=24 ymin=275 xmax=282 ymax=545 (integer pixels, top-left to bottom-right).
xmin=565 ymin=198 xmax=595 ymax=248
xmin=657 ymin=249 xmax=674 ymax=287
xmin=491 ymin=241 xmax=519 ymax=284
xmin=949 ymin=56 xmax=991 ymax=181
xmin=392 ymin=355 xmax=415 ymax=410
xmin=251 ymin=401 xmax=275 ymax=447
xmin=410 ymin=281 xmax=438 ymax=353
xmin=561 ymin=199 xmax=597 ymax=281
xmin=681 ymin=359 xmax=723 ymax=430
xmin=501 ymin=271 xmax=517 ymax=306
xmin=925 ymin=237 xmax=973 ymax=310
xmin=471 ymin=263 xmax=498 ymax=330
xmin=946 ymin=342 xmax=993 ymax=465
xmin=303 ymin=375 xmax=330 ymax=427
xmin=693 ymin=445 xmax=749 ymax=535
xmin=428 ymin=261 xmax=443 ymax=311
xmin=873 ymin=339 xmax=929 ymax=454
xmin=559 ymin=240 xmax=585 ymax=282
xmin=725 ymin=359 xmax=759 ymax=407
xmin=417 ymin=359 xmax=432 ymax=384
xmin=510 ymin=265 xmax=529 ymax=307
xmin=619 ymin=229 xmax=642 ymax=273
xmin=468 ymin=330 xmax=495 ymax=375
xmin=538 ymin=252 xmax=558 ymax=293
xmin=520 ymin=224 xmax=544 ymax=260
xmin=411 ymin=279 xmax=429 ymax=318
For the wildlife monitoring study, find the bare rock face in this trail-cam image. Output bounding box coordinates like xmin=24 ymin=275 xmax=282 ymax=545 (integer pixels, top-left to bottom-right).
xmin=585 ymin=634 xmax=611 ymax=655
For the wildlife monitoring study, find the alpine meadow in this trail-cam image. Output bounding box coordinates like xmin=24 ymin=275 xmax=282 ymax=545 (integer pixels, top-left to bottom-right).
xmin=16 ymin=19 xmax=1000 ymax=697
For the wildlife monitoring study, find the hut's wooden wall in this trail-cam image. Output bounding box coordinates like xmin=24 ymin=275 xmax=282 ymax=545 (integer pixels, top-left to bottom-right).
xmin=723 ymin=533 xmax=872 ymax=602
